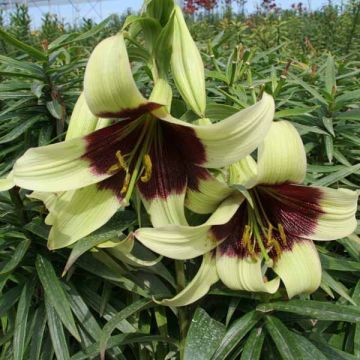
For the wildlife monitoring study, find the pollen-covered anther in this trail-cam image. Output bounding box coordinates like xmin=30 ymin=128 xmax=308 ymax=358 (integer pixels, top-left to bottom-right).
xmin=121 ymin=172 xmax=131 ymax=194
xmin=268 ymin=238 xmax=282 ymax=258
xmin=140 ymin=154 xmax=152 ymax=183
xmin=108 ymin=150 xmax=129 ymax=174
xmin=242 ymin=225 xmax=257 ymax=261
xmin=278 ymin=224 xmax=287 ymax=245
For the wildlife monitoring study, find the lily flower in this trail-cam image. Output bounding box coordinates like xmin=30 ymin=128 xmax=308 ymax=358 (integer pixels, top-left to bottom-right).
xmin=0 ymin=33 xmax=275 ymax=249
xmin=135 ymin=121 xmax=358 ymax=306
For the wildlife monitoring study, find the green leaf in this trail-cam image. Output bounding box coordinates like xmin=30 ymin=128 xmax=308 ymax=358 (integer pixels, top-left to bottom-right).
xmin=320 ymin=252 xmax=360 ymax=272
xmin=0 ymin=235 xmax=30 ymax=275
xmin=29 ymin=306 xmax=47 ymax=360
xmin=257 ymin=300 xmax=360 ymax=322
xmin=71 ymin=334 xmax=177 ymax=360
xmin=324 ymin=55 xmax=336 ymax=95
xmin=275 ymin=106 xmax=318 ymax=118
xmin=0 ymin=117 xmax=40 ymax=144
xmin=66 ymin=285 xmax=101 ymax=340
xmin=353 ymin=281 xmax=360 ymax=357
xmin=211 ymin=311 xmax=262 ymax=359
xmin=45 ymin=299 xmax=71 ymax=360
xmin=265 ymin=316 xmax=301 ymax=360
xmin=206 ymin=103 xmax=238 ymax=121
xmin=63 ymin=210 xmax=136 ymax=275
xmin=240 ymin=327 xmax=265 ymax=360
xmin=0 ymin=28 xmax=47 ymax=61
xmin=184 ymin=308 xmax=225 ymax=360
xmin=324 ymin=135 xmax=334 ymax=163
xmin=99 ymin=298 xmax=153 ymax=359
xmin=321 ymin=271 xmax=356 ymax=305
xmin=290 ymin=332 xmax=327 ymax=360
xmin=14 ymin=281 xmax=35 ymax=360
xmin=0 ymin=285 xmax=22 ymax=317
xmin=288 ymin=75 xmax=327 ymax=105
xmin=36 ymin=255 xmax=80 ymax=341
xmin=312 ymin=163 xmax=360 ymax=186
xmin=0 ymin=55 xmax=44 ymax=79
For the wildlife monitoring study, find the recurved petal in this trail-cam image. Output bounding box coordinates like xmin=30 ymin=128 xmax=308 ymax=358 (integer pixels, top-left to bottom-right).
xmin=257 ymin=120 xmax=306 ymax=185
xmin=228 ymin=155 xmax=258 ymax=188
xmin=273 ymin=240 xmax=321 ymax=298
xmin=305 ymin=187 xmax=358 ymax=241
xmin=155 ymin=252 xmax=219 ymax=306
xmin=141 ymin=194 xmax=188 ymax=227
xmin=66 ymin=92 xmax=98 ymax=140
xmin=216 ymin=250 xmax=280 ymax=293
xmin=48 ymin=184 xmax=121 ymax=249
xmin=186 ymin=169 xmax=233 ymax=214
xmin=0 ymin=172 xmax=15 ymax=191
xmin=12 ymin=137 xmax=109 ymax=192
xmin=135 ymin=193 xmax=242 ymax=260
xmin=259 ymin=184 xmax=358 ymax=241
xmin=158 ymin=93 xmax=275 ymax=168
xmin=84 ymin=33 xmax=150 ymax=117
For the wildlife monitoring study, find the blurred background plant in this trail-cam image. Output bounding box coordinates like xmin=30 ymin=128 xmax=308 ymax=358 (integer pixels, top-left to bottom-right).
xmin=0 ymin=0 xmax=359 ymax=359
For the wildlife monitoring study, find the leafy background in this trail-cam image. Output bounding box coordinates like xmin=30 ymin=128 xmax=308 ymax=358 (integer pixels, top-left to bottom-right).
xmin=0 ymin=1 xmax=359 ymax=359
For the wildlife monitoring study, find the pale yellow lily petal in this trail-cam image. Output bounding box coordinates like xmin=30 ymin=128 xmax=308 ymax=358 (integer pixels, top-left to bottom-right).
xmin=216 ymin=251 xmax=280 ymax=293
xmin=84 ymin=33 xmax=147 ymax=116
xmin=149 ymin=79 xmax=172 ymax=112
xmin=12 ymin=138 xmax=109 ymax=192
xmin=171 ymin=6 xmax=206 ymax=117
xmin=155 ymin=252 xmax=219 ymax=306
xmin=228 ymin=155 xmax=258 ymax=188
xmin=0 ymin=172 xmax=15 ymax=191
xmin=186 ymin=172 xmax=233 ymax=214
xmin=95 ymin=118 xmax=112 ymax=130
xmin=273 ymin=240 xmax=321 ymax=298
xmin=108 ymin=237 xmax=163 ymax=267
xmin=66 ymin=92 xmax=98 ymax=140
xmin=48 ymin=184 xmax=121 ymax=249
xmin=141 ymin=194 xmax=188 ymax=227
xmin=28 ymin=191 xmax=63 ymax=225
xmin=135 ymin=193 xmax=243 ymax=260
xmin=257 ymin=120 xmax=306 ymax=185
xmin=157 ymin=93 xmax=275 ymax=168
xmin=306 ymin=187 xmax=358 ymax=241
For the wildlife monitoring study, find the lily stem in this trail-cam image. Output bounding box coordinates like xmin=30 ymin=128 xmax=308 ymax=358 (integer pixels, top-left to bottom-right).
xmin=175 ymin=260 xmax=188 ymax=359
xmin=9 ymin=187 xmax=26 ymax=224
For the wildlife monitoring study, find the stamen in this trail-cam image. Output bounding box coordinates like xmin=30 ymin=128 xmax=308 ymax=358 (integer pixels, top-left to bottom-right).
xmin=278 ymin=224 xmax=287 ymax=245
xmin=108 ymin=150 xmax=129 ymax=173
xmin=242 ymin=224 xmax=251 ymax=247
xmin=116 ymin=150 xmax=129 ymax=171
xmin=120 ymin=172 xmax=131 ymax=194
xmin=268 ymin=238 xmax=282 ymax=258
xmin=140 ymin=154 xmax=152 ymax=183
xmin=266 ymin=223 xmax=273 ymax=242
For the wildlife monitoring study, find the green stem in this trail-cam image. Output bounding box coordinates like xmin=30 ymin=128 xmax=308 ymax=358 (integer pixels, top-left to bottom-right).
xmin=175 ymin=260 xmax=188 ymax=359
xmin=9 ymin=187 xmax=26 ymax=224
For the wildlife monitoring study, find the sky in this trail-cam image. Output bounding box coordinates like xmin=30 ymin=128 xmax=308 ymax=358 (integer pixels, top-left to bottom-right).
xmin=2 ymin=0 xmax=342 ymax=28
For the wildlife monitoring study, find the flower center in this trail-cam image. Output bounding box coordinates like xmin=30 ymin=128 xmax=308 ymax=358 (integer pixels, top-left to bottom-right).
xmin=106 ymin=117 xmax=156 ymax=202
xmin=243 ymin=188 xmax=288 ymax=264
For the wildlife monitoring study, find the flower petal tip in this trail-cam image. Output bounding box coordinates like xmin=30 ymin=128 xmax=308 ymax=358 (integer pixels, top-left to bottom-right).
xmin=0 ymin=172 xmax=15 ymax=192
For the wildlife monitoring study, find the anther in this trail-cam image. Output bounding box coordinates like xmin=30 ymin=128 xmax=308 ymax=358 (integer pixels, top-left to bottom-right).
xmin=140 ymin=154 xmax=152 ymax=183
xmin=278 ymin=224 xmax=287 ymax=245
xmin=268 ymin=238 xmax=282 ymax=258
xmin=108 ymin=150 xmax=128 ymax=173
xmin=121 ymin=172 xmax=131 ymax=194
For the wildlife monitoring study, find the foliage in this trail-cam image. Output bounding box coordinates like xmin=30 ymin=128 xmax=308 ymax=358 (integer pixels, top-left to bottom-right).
xmin=0 ymin=1 xmax=359 ymax=359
